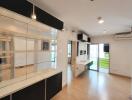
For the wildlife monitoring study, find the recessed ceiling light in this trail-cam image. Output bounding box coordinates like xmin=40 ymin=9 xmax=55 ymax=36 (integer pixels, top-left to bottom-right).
xmin=98 ymin=19 xmax=104 ymax=24
xmin=97 ymin=17 xmax=104 ymax=24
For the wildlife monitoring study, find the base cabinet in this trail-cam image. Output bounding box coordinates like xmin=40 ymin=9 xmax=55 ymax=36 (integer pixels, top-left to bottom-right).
xmin=12 ymin=80 xmax=45 ymax=100
xmin=46 ymin=72 xmax=62 ymax=100
xmin=0 ymin=96 xmax=10 ymax=100
xmin=0 ymin=72 xmax=62 ymax=100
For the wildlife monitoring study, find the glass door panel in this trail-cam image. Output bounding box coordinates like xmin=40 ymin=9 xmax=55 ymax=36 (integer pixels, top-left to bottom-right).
xmin=99 ymin=44 xmax=109 ymax=73
xmin=89 ymin=44 xmax=99 ymax=71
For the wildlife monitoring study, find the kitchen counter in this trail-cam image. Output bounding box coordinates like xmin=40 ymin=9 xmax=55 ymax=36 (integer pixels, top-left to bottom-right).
xmin=0 ymin=68 xmax=62 ymax=99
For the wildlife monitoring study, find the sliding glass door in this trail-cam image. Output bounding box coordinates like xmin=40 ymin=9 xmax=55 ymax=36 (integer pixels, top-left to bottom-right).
xmin=89 ymin=44 xmax=99 ymax=71
xmin=99 ymin=44 xmax=109 ymax=73
xmin=89 ymin=43 xmax=110 ymax=73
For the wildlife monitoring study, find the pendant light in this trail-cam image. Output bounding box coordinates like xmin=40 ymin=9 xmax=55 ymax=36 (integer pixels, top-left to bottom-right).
xmin=31 ymin=3 xmax=37 ymax=20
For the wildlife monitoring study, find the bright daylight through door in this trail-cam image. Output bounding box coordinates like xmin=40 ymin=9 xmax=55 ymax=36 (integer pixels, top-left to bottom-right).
xmin=90 ymin=44 xmax=110 ymax=73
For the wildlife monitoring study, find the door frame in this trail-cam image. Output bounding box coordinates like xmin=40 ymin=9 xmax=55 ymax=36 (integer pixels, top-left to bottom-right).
xmin=67 ymin=40 xmax=77 ymax=81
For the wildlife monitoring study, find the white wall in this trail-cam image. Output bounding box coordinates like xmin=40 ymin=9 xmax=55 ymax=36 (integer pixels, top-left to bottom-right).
xmin=91 ymin=35 xmax=132 ymax=77
xmin=57 ymin=31 xmax=77 ymax=86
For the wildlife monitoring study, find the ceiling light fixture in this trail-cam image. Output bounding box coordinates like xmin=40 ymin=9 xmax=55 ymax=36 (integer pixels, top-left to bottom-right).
xmin=31 ymin=4 xmax=37 ymax=20
xmin=103 ymin=30 xmax=107 ymax=33
xmin=97 ymin=17 xmax=104 ymax=24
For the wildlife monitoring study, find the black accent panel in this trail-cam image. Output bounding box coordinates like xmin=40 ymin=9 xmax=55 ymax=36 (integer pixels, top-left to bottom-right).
xmin=104 ymin=44 xmax=109 ymax=52
xmin=46 ymin=72 xmax=62 ymax=100
xmin=77 ymin=42 xmax=79 ymax=56
xmin=0 ymin=58 xmax=2 ymax=64
xmin=77 ymin=34 xmax=83 ymax=41
xmin=0 ymin=0 xmax=63 ymax=30
xmin=0 ymin=96 xmax=10 ymax=100
xmin=0 ymin=0 xmax=33 ymax=18
xmin=35 ymin=7 xmax=63 ymax=30
xmin=12 ymin=80 xmax=45 ymax=100
xmin=87 ymin=37 xmax=91 ymax=42
xmin=77 ymin=34 xmax=88 ymax=42
xmin=87 ymin=44 xmax=89 ymax=55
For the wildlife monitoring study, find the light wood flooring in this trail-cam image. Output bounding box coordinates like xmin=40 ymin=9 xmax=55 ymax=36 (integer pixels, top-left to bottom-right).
xmin=52 ymin=70 xmax=131 ymax=100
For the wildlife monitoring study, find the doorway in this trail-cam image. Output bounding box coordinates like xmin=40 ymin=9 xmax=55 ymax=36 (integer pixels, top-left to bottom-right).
xmin=67 ymin=41 xmax=73 ymax=83
xmin=67 ymin=41 xmax=77 ymax=83
xmin=89 ymin=43 xmax=110 ymax=73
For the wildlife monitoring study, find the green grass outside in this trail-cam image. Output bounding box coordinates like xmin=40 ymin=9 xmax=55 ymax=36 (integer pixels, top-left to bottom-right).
xmin=89 ymin=53 xmax=109 ymax=69
xmin=99 ymin=58 xmax=109 ymax=69
xmin=99 ymin=52 xmax=109 ymax=69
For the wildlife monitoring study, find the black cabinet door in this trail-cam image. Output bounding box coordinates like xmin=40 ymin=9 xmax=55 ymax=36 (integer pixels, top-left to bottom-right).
xmin=12 ymin=80 xmax=45 ymax=100
xmin=46 ymin=72 xmax=62 ymax=100
xmin=0 ymin=96 xmax=10 ymax=100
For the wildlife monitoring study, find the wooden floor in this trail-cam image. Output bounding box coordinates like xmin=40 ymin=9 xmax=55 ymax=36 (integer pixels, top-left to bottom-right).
xmin=52 ymin=70 xmax=131 ymax=100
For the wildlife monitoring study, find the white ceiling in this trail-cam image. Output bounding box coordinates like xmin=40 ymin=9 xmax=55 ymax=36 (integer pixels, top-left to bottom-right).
xmin=29 ymin=0 xmax=132 ymax=36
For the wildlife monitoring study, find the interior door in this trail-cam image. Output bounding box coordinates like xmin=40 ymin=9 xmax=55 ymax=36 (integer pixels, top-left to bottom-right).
xmin=89 ymin=44 xmax=99 ymax=71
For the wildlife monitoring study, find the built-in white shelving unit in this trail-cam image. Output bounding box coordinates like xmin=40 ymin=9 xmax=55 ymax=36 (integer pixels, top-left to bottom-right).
xmin=0 ymin=35 xmax=13 ymax=81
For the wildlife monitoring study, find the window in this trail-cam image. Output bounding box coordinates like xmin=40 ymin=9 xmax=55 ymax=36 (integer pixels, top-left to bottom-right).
xmin=51 ymin=40 xmax=57 ymax=62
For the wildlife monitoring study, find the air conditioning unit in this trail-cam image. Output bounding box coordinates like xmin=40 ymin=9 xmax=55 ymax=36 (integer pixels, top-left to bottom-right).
xmin=114 ymin=32 xmax=132 ymax=40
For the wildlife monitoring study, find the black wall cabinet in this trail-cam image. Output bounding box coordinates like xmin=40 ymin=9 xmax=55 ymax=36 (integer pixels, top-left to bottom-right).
xmin=12 ymin=80 xmax=45 ymax=100
xmin=0 ymin=96 xmax=10 ymax=100
xmin=46 ymin=72 xmax=62 ymax=100
xmin=0 ymin=0 xmax=63 ymax=30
